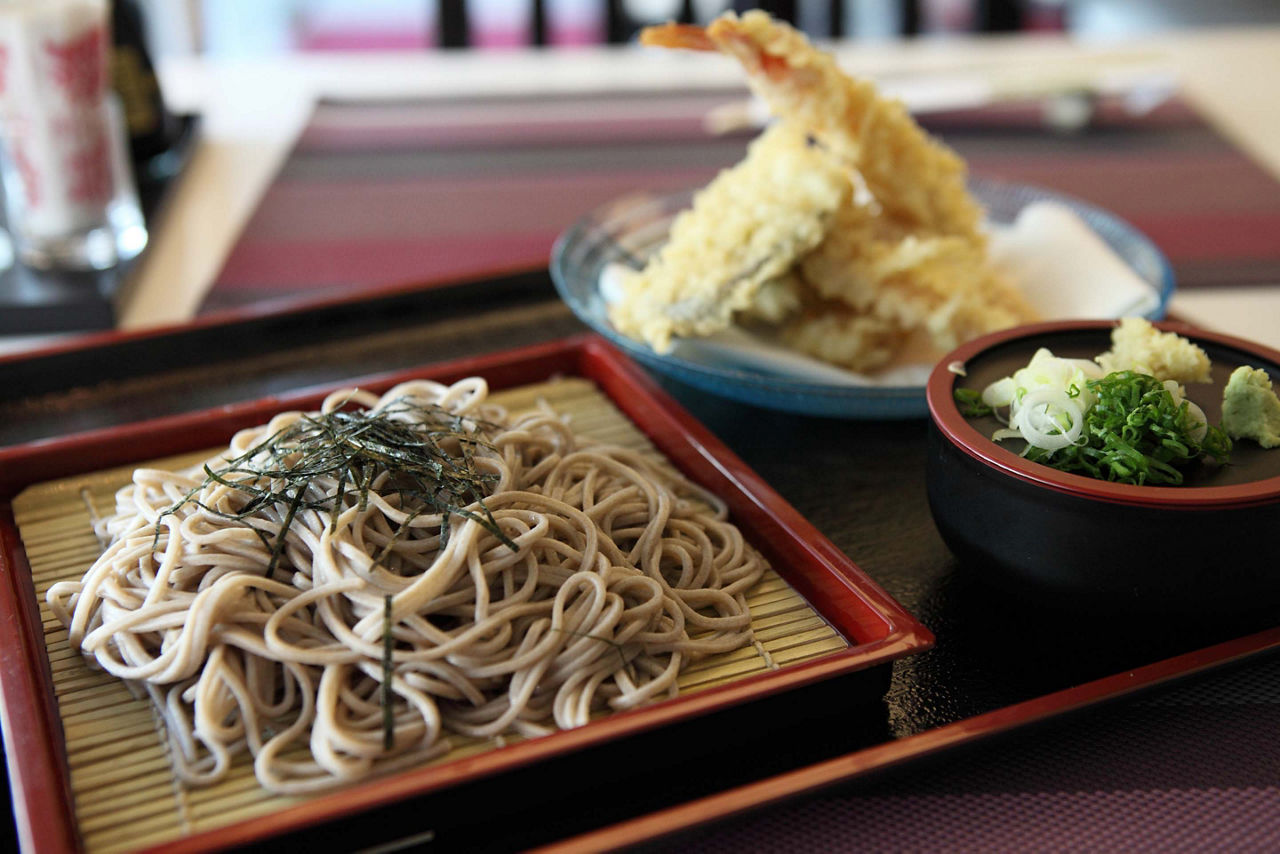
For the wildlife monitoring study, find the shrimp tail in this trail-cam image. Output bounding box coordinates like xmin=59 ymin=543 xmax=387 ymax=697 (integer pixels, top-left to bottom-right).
xmin=639 ymin=23 xmax=716 ymax=52
xmin=642 ymin=19 xmax=792 ymax=81
xmin=648 ymin=11 xmax=981 ymax=238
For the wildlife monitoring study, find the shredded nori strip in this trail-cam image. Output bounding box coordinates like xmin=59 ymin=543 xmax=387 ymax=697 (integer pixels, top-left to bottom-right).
xmin=382 ymin=594 xmax=395 ymax=751
xmin=154 ymin=396 xmax=516 ymax=575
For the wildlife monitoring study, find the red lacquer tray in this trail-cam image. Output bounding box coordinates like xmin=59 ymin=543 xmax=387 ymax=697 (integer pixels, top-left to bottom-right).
xmin=0 ymin=335 xmax=932 ymax=853
xmin=539 ymin=623 xmax=1280 ymax=852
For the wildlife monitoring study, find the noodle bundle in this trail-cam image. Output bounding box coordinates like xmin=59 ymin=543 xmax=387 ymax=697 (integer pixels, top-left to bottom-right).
xmin=47 ymin=378 xmax=766 ymax=794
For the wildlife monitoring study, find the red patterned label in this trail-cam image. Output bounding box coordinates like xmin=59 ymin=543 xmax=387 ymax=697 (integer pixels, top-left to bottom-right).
xmin=12 ymin=138 xmax=41 ymax=208
xmin=42 ymin=24 xmax=107 ymax=104
xmin=65 ymin=123 xmax=111 ymax=203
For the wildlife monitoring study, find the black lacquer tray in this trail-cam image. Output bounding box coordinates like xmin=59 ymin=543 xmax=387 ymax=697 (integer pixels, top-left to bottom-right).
xmin=1 ymin=267 xmax=1277 ymax=851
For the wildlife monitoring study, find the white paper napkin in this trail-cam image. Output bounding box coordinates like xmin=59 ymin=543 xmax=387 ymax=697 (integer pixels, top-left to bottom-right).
xmin=603 ymin=201 xmax=1160 ymax=387
xmin=986 ymin=200 xmax=1160 ymax=321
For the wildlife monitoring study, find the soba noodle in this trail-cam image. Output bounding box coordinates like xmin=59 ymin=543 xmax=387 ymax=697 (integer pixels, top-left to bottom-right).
xmin=47 ymin=378 xmax=766 ymax=794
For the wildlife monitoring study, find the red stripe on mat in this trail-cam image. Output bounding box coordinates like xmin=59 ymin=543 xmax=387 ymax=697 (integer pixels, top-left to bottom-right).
xmin=203 ymin=95 xmax=1280 ymax=313
xmin=215 ymin=234 xmax=555 ymax=290
xmin=223 ymin=172 xmax=714 ymax=243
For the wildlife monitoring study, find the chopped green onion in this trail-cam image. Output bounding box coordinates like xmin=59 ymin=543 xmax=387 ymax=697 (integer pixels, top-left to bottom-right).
xmin=954 ymin=387 xmax=993 ymax=417
xmin=1023 ymin=371 xmax=1230 ymax=485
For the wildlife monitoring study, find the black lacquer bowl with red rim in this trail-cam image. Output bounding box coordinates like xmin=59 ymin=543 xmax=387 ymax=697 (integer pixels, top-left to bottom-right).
xmin=926 ymin=320 xmax=1280 ymax=615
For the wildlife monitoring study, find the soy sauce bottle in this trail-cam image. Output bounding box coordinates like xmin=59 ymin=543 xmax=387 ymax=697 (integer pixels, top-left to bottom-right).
xmin=109 ymin=0 xmax=177 ymax=173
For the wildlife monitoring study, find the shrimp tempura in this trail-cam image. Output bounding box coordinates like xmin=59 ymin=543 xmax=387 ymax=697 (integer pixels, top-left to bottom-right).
xmin=608 ymin=122 xmax=849 ymax=352
xmin=642 ymin=11 xmax=982 ymax=239
xmin=616 ymin=11 xmax=1037 ymax=370
xmin=798 ymin=201 xmax=1037 ymax=352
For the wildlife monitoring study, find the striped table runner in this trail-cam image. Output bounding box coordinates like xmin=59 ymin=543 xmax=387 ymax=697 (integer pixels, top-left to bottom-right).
xmin=678 ymin=650 xmax=1280 ymax=852
xmin=202 ymin=91 xmax=1280 ymax=312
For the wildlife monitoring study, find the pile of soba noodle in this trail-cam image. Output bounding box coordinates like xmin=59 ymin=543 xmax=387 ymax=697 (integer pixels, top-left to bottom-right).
xmin=47 ymin=378 xmax=766 ymax=794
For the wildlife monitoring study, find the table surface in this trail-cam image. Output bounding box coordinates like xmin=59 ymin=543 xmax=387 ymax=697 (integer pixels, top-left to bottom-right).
xmin=113 ymin=26 xmax=1280 ymax=351
xmin=3 ymin=24 xmax=1280 ymax=853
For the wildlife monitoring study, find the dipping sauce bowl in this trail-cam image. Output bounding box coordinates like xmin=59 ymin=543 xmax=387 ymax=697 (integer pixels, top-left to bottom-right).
xmin=926 ymin=320 xmax=1280 ymax=615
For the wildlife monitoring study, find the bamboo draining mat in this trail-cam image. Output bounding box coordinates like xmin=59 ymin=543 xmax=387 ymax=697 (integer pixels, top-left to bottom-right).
xmin=14 ymin=377 xmax=847 ymax=853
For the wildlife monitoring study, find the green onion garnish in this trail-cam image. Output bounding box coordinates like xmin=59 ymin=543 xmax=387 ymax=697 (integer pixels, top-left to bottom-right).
xmin=954 ymin=387 xmax=993 ymax=417
xmin=1027 ymin=370 xmax=1231 ymax=485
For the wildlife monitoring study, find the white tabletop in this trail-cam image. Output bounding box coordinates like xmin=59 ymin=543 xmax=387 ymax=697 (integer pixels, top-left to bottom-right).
xmin=111 ymin=27 xmax=1280 ymax=353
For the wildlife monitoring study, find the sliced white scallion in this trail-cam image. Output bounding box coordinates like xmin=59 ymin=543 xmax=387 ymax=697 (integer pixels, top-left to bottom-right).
xmin=1010 ymin=388 xmax=1086 ymax=451
xmin=1162 ymin=379 xmax=1209 ymax=444
xmin=981 ymin=377 xmax=1017 ymax=410
xmin=979 ymin=348 xmax=1103 ymax=454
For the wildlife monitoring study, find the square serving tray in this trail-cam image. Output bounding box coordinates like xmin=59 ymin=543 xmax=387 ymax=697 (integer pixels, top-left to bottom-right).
xmin=3 ymin=273 xmax=1279 ymax=851
xmin=0 ymin=335 xmax=932 ymax=853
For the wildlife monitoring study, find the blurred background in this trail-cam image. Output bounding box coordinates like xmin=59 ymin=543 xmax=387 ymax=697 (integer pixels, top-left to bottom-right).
xmin=140 ymin=1 xmax=1280 ymax=57
xmin=69 ymin=0 xmax=1280 ymax=335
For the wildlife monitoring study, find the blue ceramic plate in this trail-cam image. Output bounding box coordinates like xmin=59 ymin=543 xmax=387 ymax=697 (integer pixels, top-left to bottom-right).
xmin=550 ymin=178 xmax=1174 ymax=419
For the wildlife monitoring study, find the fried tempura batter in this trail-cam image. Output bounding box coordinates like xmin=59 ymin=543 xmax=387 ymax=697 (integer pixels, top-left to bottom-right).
xmin=779 ymin=292 xmax=907 ymax=373
xmin=612 ymin=11 xmax=1037 ymax=371
xmin=799 ymin=201 xmax=1037 ymax=354
xmin=609 ymin=122 xmax=849 ymax=352
xmin=642 ymin=11 xmax=982 ymax=238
